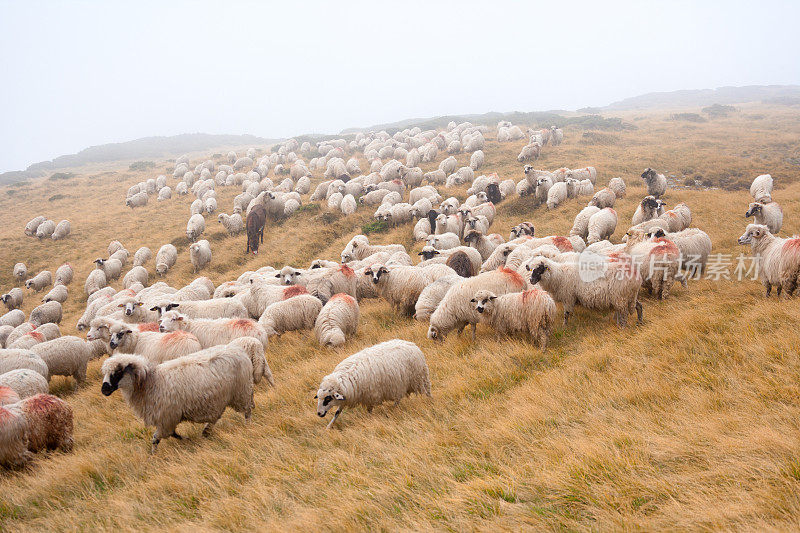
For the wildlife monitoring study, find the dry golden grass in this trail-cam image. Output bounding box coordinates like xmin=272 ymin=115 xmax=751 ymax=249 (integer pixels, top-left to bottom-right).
xmin=2 ymin=104 xmax=800 ymax=531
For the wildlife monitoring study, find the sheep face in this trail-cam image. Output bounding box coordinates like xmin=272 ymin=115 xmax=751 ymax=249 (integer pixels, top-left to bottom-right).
xmin=738 ymin=224 xmax=770 ymax=245
xmin=363 ymin=265 xmax=388 ymax=285
xmin=642 ymin=197 xmax=659 ymax=210
xmin=471 ymin=290 xmax=498 ymax=314
xmin=528 ymin=261 xmax=549 ymax=285
xmin=315 ymin=388 xmax=345 ymax=418
xmin=101 ymin=358 xmax=144 ymax=396
xmin=641 ymin=168 xmax=657 ymax=183
xmin=158 ymin=311 xmax=185 ymax=333
xmin=118 ymin=299 xmax=143 ymax=317
xmin=86 ymin=321 xmax=110 ymax=342
xmin=427 ymin=324 xmax=443 ymax=341
xmin=418 ymin=247 xmax=441 ymax=261
xmin=108 ymin=327 xmax=132 ymax=350
xmin=276 ymin=267 xmax=301 ymax=286
xmin=745 ymin=202 xmax=763 ymax=219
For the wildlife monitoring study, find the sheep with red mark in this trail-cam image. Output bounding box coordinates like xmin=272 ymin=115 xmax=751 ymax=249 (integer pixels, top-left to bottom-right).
xmin=8 ymin=330 xmax=48 ymax=350
xmin=107 ymin=321 xmax=202 ymax=363
xmin=471 ymin=289 xmax=556 ymax=348
xmin=1 ymin=394 xmax=73 ymax=467
xmin=0 ymin=386 xmax=19 ymax=407
xmin=314 ymin=294 xmax=360 ymax=347
xmin=624 ymin=228 xmax=682 ymax=299
xmin=153 ymin=298 xmax=248 ymax=321
xmin=428 ymin=267 xmax=527 ymax=341
xmin=658 ymin=202 xmax=692 ymax=232
xmin=159 ymin=311 xmax=269 ymax=350
xmin=305 ymin=264 xmax=358 ymax=304
xmin=738 ymin=224 xmax=800 ymax=297
xmin=0 ymin=369 xmax=49 ymax=399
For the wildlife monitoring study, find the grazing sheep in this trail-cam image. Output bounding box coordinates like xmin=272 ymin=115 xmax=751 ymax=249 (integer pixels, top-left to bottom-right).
xmin=527 ymin=255 xmax=643 ymax=326
xmin=641 ymin=168 xmax=667 ymax=198
xmin=314 ymin=294 xmax=359 ymax=347
xmin=414 ymin=275 xmax=461 ymax=321
xmin=189 ymin=240 xmax=212 ymax=272
xmin=746 ymin=201 xmax=783 ymax=234
xmin=35 ymin=220 xmax=55 ymax=239
xmin=155 ymin=244 xmax=178 ymax=276
xmin=0 ymin=394 xmax=73 ymax=467
xmin=586 ymin=208 xmax=618 ymax=244
xmin=54 ymin=263 xmax=73 ymax=286
xmin=31 ymin=336 xmax=105 ymax=386
xmin=42 ymin=284 xmax=68 ymax=304
xmin=0 ymin=386 xmax=19 ymax=407
xmin=133 ymin=247 xmax=152 ymax=267
xmin=0 ymin=349 xmax=49 ymax=379
xmin=26 ymin=271 xmax=52 ymax=292
xmin=123 ymin=266 xmax=149 ymax=289
xmin=569 ymin=206 xmax=601 ymax=240
xmin=258 ymin=295 xmax=323 ymax=336
xmin=470 ymin=150 xmax=484 ymax=170
xmin=186 ymin=214 xmax=206 ymax=242
xmin=546 ymin=182 xmax=568 ymax=209
xmin=126 ymin=191 xmax=149 ymax=208
xmin=218 ymin=213 xmax=245 ymax=236
xmin=464 ymin=230 xmax=504 ymax=261
xmin=94 ymin=258 xmax=122 ymax=281
xmin=51 ymin=220 xmax=71 ymax=240
xmin=0 ymin=325 xmax=12 ymax=348
xmin=110 ymin=248 xmax=129 ymax=266
xmin=750 ymin=174 xmax=773 ymax=203
xmin=608 ymin=177 xmax=626 ymax=198
xmin=1 ymin=310 xmax=26 ymax=329
xmin=428 ymin=267 xmax=527 ymax=341
xmin=0 ymin=369 xmax=49 ymax=399
xmin=340 ymin=235 xmax=406 ymax=263
xmin=13 ymin=263 xmax=27 ymax=284
xmin=510 ymin=222 xmax=535 ymax=240
xmin=624 ymin=229 xmax=681 ymax=300
xmin=29 ymin=301 xmax=62 ymax=327
xmin=472 ymin=289 xmax=556 ymax=348
xmin=158 ymin=311 xmax=269 ymax=350
xmin=157 ymin=298 xmax=249 ymax=320
xmin=24 ymin=216 xmax=46 ymax=237
xmin=108 ymin=322 xmax=202 ymax=363
xmin=589 ymin=187 xmax=616 ymax=209
xmin=738 ymin=224 xmax=800 ymax=297
xmin=315 ymin=339 xmax=430 ymax=429
xmin=340 ymin=194 xmax=357 ymax=215
xmin=2 ymin=288 xmax=23 ymax=311
xmin=100 ymin=348 xmax=254 ymax=453
xmin=84 ymin=269 xmax=107 ymax=296
xmin=304 ymin=264 xmax=358 ymax=304
xmin=647 ymin=228 xmax=712 ymax=276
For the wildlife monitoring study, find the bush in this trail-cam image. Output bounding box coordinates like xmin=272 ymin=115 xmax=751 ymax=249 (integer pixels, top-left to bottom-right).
xmin=702 ymin=104 xmax=736 ymax=118
xmin=670 ymin=113 xmax=706 ymax=123
xmin=579 ymin=132 xmax=618 ymax=145
xmin=49 ymin=172 xmax=74 ymax=181
xmin=129 ymin=161 xmax=155 ymax=171
xmin=362 ymin=220 xmax=388 ymax=234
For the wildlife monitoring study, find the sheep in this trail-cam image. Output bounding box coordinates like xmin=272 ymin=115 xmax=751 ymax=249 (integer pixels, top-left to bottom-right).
xmin=24 ymin=216 xmax=46 ymax=237
xmin=426 ymin=232 xmax=461 ymax=250
xmin=641 ymin=168 xmax=667 ymax=198
xmin=413 ymin=275 xmax=461 ymax=321
xmin=107 ymin=322 xmax=202 ymax=363
xmin=129 ymin=247 xmax=151 ymax=268
xmin=738 ymin=224 xmax=800 ymax=297
xmin=100 ymin=348 xmax=255 ymax=453
xmin=120 ymin=265 xmax=147 ymax=290
xmin=26 ymin=271 xmax=52 ymax=292
xmin=589 ymin=187 xmax=616 ymax=209
xmin=42 ymin=284 xmax=68 ymax=304
xmin=158 ymin=311 xmax=269 ymax=351
xmin=304 ymin=264 xmax=358 ymax=304
xmin=315 ymin=339 xmax=430 ymax=429
xmin=0 ymin=386 xmax=19 ymax=407
xmin=110 ymin=248 xmax=129 ymax=266
xmin=155 ymin=298 xmax=249 ymax=320
xmin=189 ymin=240 xmax=212 ymax=272
xmin=510 ymin=222 xmax=535 ymax=240
xmin=746 ymin=201 xmax=783 ymax=234
xmin=341 ymin=235 xmax=406 ymax=263
xmin=463 ymin=230 xmax=504 ymax=260
xmin=750 ymin=174 xmax=773 ymax=203
xmin=13 ymin=263 xmax=27 ymax=284
xmin=0 ymin=394 xmax=73 ymax=467
xmin=51 ymin=263 xmax=73 ymax=287
xmin=424 ymin=169 xmax=446 ymax=185
xmin=217 ymin=213 xmax=244 ymax=236
xmin=624 ymin=229 xmax=681 ymax=300
xmin=7 ymin=329 xmax=48 ymax=351
xmin=84 ymin=269 xmax=107 ymax=296
xmin=1 ymin=288 xmax=23 ymax=311
xmin=568 ymin=205 xmax=601 ymax=240
xmin=186 ymin=213 xmax=205 ymax=242
xmin=419 ymin=245 xmax=483 ymax=275
xmin=647 ymin=228 xmax=712 ymax=276
xmin=51 ymin=219 xmax=71 ymax=240
xmin=608 ymin=177 xmax=626 ymax=198
xmin=546 ymin=182 xmax=568 ymax=209
xmin=586 ymin=208 xmax=618 ymax=244
xmin=472 ymin=289 xmax=556 ymax=348
xmin=94 ymin=257 xmax=122 ymax=281
xmin=157 ymin=186 xmax=172 ymax=201
xmin=35 ymin=219 xmax=55 ymax=239
xmin=1 ymin=310 xmax=25 ymax=331
xmin=470 ymin=150 xmax=484 ymax=170
xmin=517 ymin=143 xmax=540 ymax=162
xmin=31 ymin=336 xmax=105 ymax=386
xmin=361 ymin=264 xmax=430 ymax=315
xmin=632 ymin=196 xmax=661 ymax=226
xmin=156 ymin=244 xmax=178 ymax=276
xmin=314 ymin=294 xmax=360 ymax=347
xmin=527 ymin=255 xmax=643 ymax=326
xmin=428 ymin=267 xmax=528 ymax=341
xmin=27 ymin=301 xmax=62 ymax=328
xmin=258 ymin=295 xmax=323 ymax=336
xmin=0 ymin=349 xmax=49 ymax=378
xmin=340 ymin=194 xmax=357 ymax=215
xmin=0 ymin=325 xmax=12 ymax=348
xmin=126 ymin=191 xmax=148 ymax=208
xmin=0 ymin=369 xmax=49 ymax=399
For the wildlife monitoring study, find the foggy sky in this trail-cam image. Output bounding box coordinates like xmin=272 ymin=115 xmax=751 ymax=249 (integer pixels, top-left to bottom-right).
xmin=1 ymin=0 xmax=798 ymax=173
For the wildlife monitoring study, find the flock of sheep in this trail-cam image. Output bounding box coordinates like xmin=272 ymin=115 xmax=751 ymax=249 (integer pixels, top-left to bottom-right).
xmin=1 ymin=117 xmax=796 ymax=466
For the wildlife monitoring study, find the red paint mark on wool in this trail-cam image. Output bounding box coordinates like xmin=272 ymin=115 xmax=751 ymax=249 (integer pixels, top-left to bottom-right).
xmin=0 ymin=386 xmax=19 ymax=405
xmin=0 ymin=407 xmax=14 ymax=422
xmin=521 ymin=289 xmax=542 ymax=303
xmin=161 ymin=330 xmax=190 ymax=345
xmin=652 ymin=238 xmax=679 ymax=256
xmin=24 ymin=394 xmax=58 ymax=413
xmin=498 ymin=267 xmax=525 ymax=288
xmin=28 ymin=331 xmax=44 ymax=341
xmin=228 ymin=319 xmax=255 ymax=331
xmin=338 ymin=264 xmax=355 ymax=278
xmin=608 ymin=208 xmax=617 ymax=216
xmin=137 ymin=322 xmax=159 ymax=332
xmin=331 ymin=293 xmax=356 ymax=306
xmin=668 ymin=211 xmax=678 ymax=219
xmin=282 ymin=285 xmax=308 ymax=299
xmin=783 ymin=239 xmax=800 ymax=253
xmin=551 ymin=236 xmax=573 ymax=252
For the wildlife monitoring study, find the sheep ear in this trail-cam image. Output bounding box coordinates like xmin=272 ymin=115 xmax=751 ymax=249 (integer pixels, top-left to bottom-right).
xmin=314 ymin=394 xmax=318 ymax=399
xmin=125 ymin=329 xmax=133 ymax=334
xmin=334 ymin=392 xmax=345 ymax=401
xmin=166 ymin=303 xmax=179 ymax=311
xmin=417 ymin=252 xmax=424 ymax=256
xmin=470 ymin=298 xmax=476 ymax=303
xmin=274 ymin=273 xmax=280 ymax=278
xmin=489 ymin=296 xmax=497 ymax=300
xmin=149 ymin=306 xmax=158 ymax=311
xmin=117 ymin=303 xmax=125 ymax=307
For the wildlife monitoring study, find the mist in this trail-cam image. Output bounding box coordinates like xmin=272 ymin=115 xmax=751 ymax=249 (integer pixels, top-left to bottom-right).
xmin=0 ymin=0 xmax=798 ymax=173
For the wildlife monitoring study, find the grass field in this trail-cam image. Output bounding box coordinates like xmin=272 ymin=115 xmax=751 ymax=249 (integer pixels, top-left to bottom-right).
xmin=1 ymin=103 xmax=800 ymax=531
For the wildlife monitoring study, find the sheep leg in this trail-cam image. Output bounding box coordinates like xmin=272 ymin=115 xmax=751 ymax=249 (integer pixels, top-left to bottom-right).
xmin=635 ymin=301 xmax=644 ymax=324
xmin=616 ymin=308 xmax=628 ymax=328
xmin=367 ymin=406 xmax=373 ymax=413
xmin=326 ymin=407 xmax=344 ymax=430
xmin=150 ymin=432 xmax=161 ymax=454
xmin=171 ymin=432 xmax=183 ymax=440
xmin=563 ymin=310 xmax=571 ymax=325
xmin=764 ymin=282 xmax=772 ymax=297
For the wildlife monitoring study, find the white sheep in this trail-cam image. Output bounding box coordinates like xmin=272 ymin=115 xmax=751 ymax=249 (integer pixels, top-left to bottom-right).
xmin=657 ymin=202 xmax=692 ymax=232
xmin=84 ymin=268 xmax=107 ymax=296
xmin=745 ymin=201 xmax=782 ymax=234
xmin=31 ymin=336 xmax=106 ymax=386
xmin=126 ymin=191 xmax=148 ymax=208
xmin=340 ymin=194 xmax=357 ymax=215
xmin=26 ymin=271 xmax=52 ymax=292
xmin=418 ymin=245 xmax=483 ymax=276
xmin=426 ymin=232 xmax=461 ymax=250
xmin=28 ymin=301 xmax=61 ymax=327
xmin=100 ymin=347 xmax=256 ymax=453
xmin=94 ymin=257 xmax=122 ymax=281
xmin=546 ymin=182 xmax=567 ymax=209
xmin=608 ymin=177 xmax=626 ymax=198
xmin=641 ymin=168 xmax=667 ymax=198
xmin=750 ymin=174 xmax=773 ymax=203
xmin=0 ymin=369 xmax=49 ymax=398
xmin=157 ymin=298 xmax=249 ymax=320
xmin=107 ymin=321 xmax=202 ymax=363
xmin=159 ymin=311 xmax=269 ymax=350
xmin=738 ymin=224 xmax=800 ymax=297
xmin=586 ymin=208 xmax=618 ymax=244
xmin=0 ymin=349 xmax=49 ymax=378
xmin=341 ymin=235 xmax=407 ymax=263
xmin=428 ymin=267 xmax=528 ymax=340
xmin=632 ymin=196 xmax=661 ymax=226
xmin=647 ymin=227 xmax=712 ymax=276
xmin=314 ymin=294 xmax=360 ymax=347
xmin=156 ymin=244 xmax=178 ymax=276
xmin=13 ymin=263 xmax=27 ymax=284
xmin=0 ymin=393 xmax=73 ymax=467
xmin=527 ymin=255 xmax=643 ymax=326
xmin=624 ymin=229 xmax=682 ymax=300
xmin=189 ymin=240 xmax=212 ymax=272
xmin=463 ymin=230 xmax=504 ymax=260
xmin=36 ymin=220 xmax=55 ymax=239
xmin=315 ymin=339 xmax=430 ymax=429
xmin=51 ymin=220 xmax=71 ymax=240
xmin=42 ymin=284 xmax=68 ymax=304
xmin=258 ymin=295 xmax=323 ymax=336
xmin=24 ymin=216 xmax=45 ymax=237
xmin=0 ymin=310 xmax=26 ymax=329
xmin=1 ymin=288 xmax=23 ymax=311
xmin=472 ymin=289 xmax=556 ymax=348
xmin=413 ymin=275 xmax=461 ymax=321
xmin=218 ymin=213 xmax=244 ymax=236
xmin=186 ymin=213 xmax=206 ymax=242
xmin=589 ymin=187 xmax=616 ymax=209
